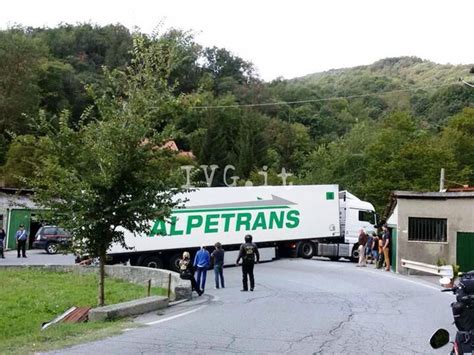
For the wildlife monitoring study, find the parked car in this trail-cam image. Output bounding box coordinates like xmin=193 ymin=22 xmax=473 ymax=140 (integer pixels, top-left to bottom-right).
xmin=33 ymin=226 xmax=72 ymax=254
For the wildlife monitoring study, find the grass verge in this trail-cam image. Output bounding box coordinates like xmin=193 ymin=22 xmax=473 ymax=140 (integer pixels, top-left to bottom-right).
xmin=0 ymin=269 xmax=166 ymax=353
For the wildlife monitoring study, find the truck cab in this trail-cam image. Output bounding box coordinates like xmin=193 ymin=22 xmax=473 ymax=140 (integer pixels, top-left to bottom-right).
xmin=339 ymin=191 xmax=377 ymax=243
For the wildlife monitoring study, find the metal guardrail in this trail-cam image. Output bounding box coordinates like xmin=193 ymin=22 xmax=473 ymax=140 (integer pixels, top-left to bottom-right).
xmin=401 ymin=259 xmax=454 ymax=278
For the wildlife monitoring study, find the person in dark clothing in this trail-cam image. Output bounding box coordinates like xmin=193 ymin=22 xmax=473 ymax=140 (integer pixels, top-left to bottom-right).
xmin=371 ymin=232 xmax=379 ymax=266
xmin=236 ymin=234 xmax=260 ymax=292
xmin=0 ymin=227 xmax=6 ymax=258
xmin=16 ymin=225 xmax=28 ymax=258
xmin=179 ymin=251 xmax=203 ymax=296
xmin=365 ymin=232 xmax=374 ymax=264
xmin=211 ymin=242 xmax=225 ymax=289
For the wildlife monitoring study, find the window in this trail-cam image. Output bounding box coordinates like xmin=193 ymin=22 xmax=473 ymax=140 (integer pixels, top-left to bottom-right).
xmin=358 ymin=210 xmax=376 ymax=225
xmin=42 ymin=227 xmax=57 ymax=235
xmin=408 ymin=217 xmax=447 ymax=242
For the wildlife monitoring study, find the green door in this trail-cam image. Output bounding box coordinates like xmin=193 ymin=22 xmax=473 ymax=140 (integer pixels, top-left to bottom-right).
xmin=457 ymin=232 xmax=474 ymax=272
xmin=390 ymin=228 xmax=397 ymax=272
xmin=7 ymin=209 xmax=31 ymax=250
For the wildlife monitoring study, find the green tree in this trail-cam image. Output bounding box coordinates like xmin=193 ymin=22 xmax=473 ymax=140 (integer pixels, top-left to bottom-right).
xmin=29 ymin=33 xmax=186 ymax=306
xmin=440 ymin=108 xmax=474 ymax=185
xmin=0 ymin=29 xmax=46 ymax=163
xmin=1 ymin=135 xmax=44 ymax=187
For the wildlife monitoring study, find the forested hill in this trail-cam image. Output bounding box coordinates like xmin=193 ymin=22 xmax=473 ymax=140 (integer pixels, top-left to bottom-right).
xmin=296 ymin=57 xmax=471 ymax=88
xmin=1 ymin=24 xmax=473 ymax=212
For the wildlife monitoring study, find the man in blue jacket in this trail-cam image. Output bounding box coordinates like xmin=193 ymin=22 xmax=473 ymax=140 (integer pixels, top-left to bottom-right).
xmin=194 ymin=246 xmax=210 ymax=292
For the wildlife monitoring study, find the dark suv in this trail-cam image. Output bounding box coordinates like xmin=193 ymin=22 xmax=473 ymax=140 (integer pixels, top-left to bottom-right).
xmin=33 ymin=226 xmax=72 ymax=254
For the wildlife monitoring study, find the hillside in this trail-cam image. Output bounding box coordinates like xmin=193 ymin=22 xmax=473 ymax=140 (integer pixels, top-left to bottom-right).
xmin=294 ymin=57 xmax=473 ymax=92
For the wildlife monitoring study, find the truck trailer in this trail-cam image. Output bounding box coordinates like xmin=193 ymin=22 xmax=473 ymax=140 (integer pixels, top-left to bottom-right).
xmin=107 ymin=184 xmax=377 ymax=270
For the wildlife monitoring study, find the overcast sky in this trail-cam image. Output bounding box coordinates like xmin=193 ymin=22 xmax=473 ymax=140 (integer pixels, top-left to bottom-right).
xmin=1 ymin=0 xmax=472 ymax=81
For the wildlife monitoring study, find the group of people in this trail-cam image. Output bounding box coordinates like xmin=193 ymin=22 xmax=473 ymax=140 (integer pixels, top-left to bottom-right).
xmin=357 ymin=224 xmax=391 ymax=271
xmin=179 ymin=234 xmax=260 ymax=296
xmin=0 ymin=224 xmax=28 ymax=259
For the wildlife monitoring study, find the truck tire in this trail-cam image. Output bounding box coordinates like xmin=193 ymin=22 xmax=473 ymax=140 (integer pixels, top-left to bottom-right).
xmin=298 ymin=241 xmax=315 ymax=259
xmin=46 ymin=243 xmax=58 ymax=254
xmin=140 ymin=255 xmax=164 ymax=269
xmin=169 ymin=253 xmax=182 ymax=273
xmin=351 ymin=245 xmax=359 ymax=262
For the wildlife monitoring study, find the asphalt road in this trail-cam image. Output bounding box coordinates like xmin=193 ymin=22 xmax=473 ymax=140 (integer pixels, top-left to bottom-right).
xmin=42 ymin=257 xmax=457 ymax=354
xmin=1 ymin=248 xmax=76 ymax=265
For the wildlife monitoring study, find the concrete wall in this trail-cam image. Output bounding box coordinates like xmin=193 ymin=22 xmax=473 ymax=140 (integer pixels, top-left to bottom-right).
xmin=0 ymin=264 xmax=191 ymax=301
xmin=396 ymin=197 xmax=474 ymax=272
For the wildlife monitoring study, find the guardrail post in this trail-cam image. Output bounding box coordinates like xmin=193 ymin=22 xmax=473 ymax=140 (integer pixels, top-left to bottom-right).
xmin=168 ymin=273 xmax=172 ymax=299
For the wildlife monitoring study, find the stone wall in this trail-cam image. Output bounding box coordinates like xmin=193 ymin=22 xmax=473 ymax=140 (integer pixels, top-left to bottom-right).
xmin=1 ymin=264 xmax=191 ymax=301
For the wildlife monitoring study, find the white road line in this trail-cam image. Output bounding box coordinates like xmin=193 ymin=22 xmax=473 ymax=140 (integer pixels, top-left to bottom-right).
xmin=145 ymin=305 xmax=206 ymax=326
xmin=363 ymin=268 xmax=442 ymax=291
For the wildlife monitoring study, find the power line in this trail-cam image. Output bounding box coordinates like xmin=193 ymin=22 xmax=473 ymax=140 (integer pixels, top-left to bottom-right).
xmin=191 ymin=82 xmax=462 ymax=110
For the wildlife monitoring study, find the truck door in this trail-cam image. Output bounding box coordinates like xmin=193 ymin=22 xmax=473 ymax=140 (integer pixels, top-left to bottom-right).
xmin=345 ymin=208 xmax=376 ymax=242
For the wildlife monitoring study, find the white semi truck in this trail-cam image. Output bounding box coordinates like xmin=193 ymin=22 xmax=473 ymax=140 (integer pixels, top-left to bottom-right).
xmin=107 ymin=184 xmax=377 ymax=270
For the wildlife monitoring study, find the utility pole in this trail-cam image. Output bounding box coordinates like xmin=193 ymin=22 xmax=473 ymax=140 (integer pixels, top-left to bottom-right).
xmin=439 ymin=168 xmax=445 ymax=192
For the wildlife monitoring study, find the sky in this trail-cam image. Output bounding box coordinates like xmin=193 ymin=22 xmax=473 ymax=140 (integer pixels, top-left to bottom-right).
xmin=1 ymin=0 xmax=473 ymax=81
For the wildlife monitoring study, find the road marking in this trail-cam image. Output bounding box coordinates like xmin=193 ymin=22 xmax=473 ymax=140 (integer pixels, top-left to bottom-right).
xmin=145 ymin=305 xmax=206 ymax=326
xmin=363 ymin=268 xmax=441 ymax=291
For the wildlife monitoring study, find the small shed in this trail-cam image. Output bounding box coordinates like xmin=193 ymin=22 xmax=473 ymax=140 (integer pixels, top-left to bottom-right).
xmin=0 ymin=188 xmax=41 ymax=251
xmin=385 ymin=190 xmax=474 ymax=273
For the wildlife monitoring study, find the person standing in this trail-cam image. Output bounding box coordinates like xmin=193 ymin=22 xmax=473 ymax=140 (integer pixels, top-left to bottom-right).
xmin=371 ymin=232 xmax=379 ymax=267
xmin=377 ymin=232 xmax=385 ymax=269
xmin=211 ymin=242 xmax=225 ymax=289
xmin=193 ymin=246 xmax=210 ymax=292
xmin=236 ymin=234 xmax=260 ymax=291
xmin=0 ymin=227 xmax=6 ymax=258
xmin=179 ymin=251 xmax=202 ymax=296
xmin=382 ymin=225 xmax=391 ymax=271
xmin=16 ymin=224 xmax=28 ymax=258
xmin=357 ymin=229 xmax=368 ymax=267
xmin=365 ymin=232 xmax=374 ymax=264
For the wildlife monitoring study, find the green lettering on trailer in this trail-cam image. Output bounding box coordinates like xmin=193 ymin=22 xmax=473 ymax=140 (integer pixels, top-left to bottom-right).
xmin=285 ymin=210 xmax=300 ymax=228
xmin=251 ymin=212 xmax=268 ymax=230
xmin=186 ymin=215 xmax=203 ymax=234
xmin=204 ymin=214 xmax=220 ymax=233
xmin=149 ymin=204 xmax=302 ymax=237
xmin=221 ymin=213 xmax=236 ymax=232
xmin=170 ymin=216 xmax=183 ymax=236
xmin=269 ymin=211 xmax=285 ymax=229
xmin=150 ymin=219 xmax=167 ymax=236
xmin=236 ymin=213 xmax=252 ymax=231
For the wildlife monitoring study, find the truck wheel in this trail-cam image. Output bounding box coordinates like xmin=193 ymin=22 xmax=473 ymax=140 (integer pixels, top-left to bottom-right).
xmin=299 ymin=241 xmax=315 ymax=259
xmin=46 ymin=243 xmax=58 ymax=254
xmin=141 ymin=255 xmax=164 ymax=269
xmin=351 ymin=245 xmax=359 ymax=262
xmin=169 ymin=253 xmax=182 ymax=273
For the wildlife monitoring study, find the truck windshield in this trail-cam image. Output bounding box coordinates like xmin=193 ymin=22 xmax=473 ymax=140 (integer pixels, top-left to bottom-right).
xmin=358 ymin=210 xmax=376 ymax=224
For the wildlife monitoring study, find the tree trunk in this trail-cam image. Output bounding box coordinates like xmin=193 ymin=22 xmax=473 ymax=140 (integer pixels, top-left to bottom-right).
xmin=98 ymin=247 xmax=106 ymax=306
